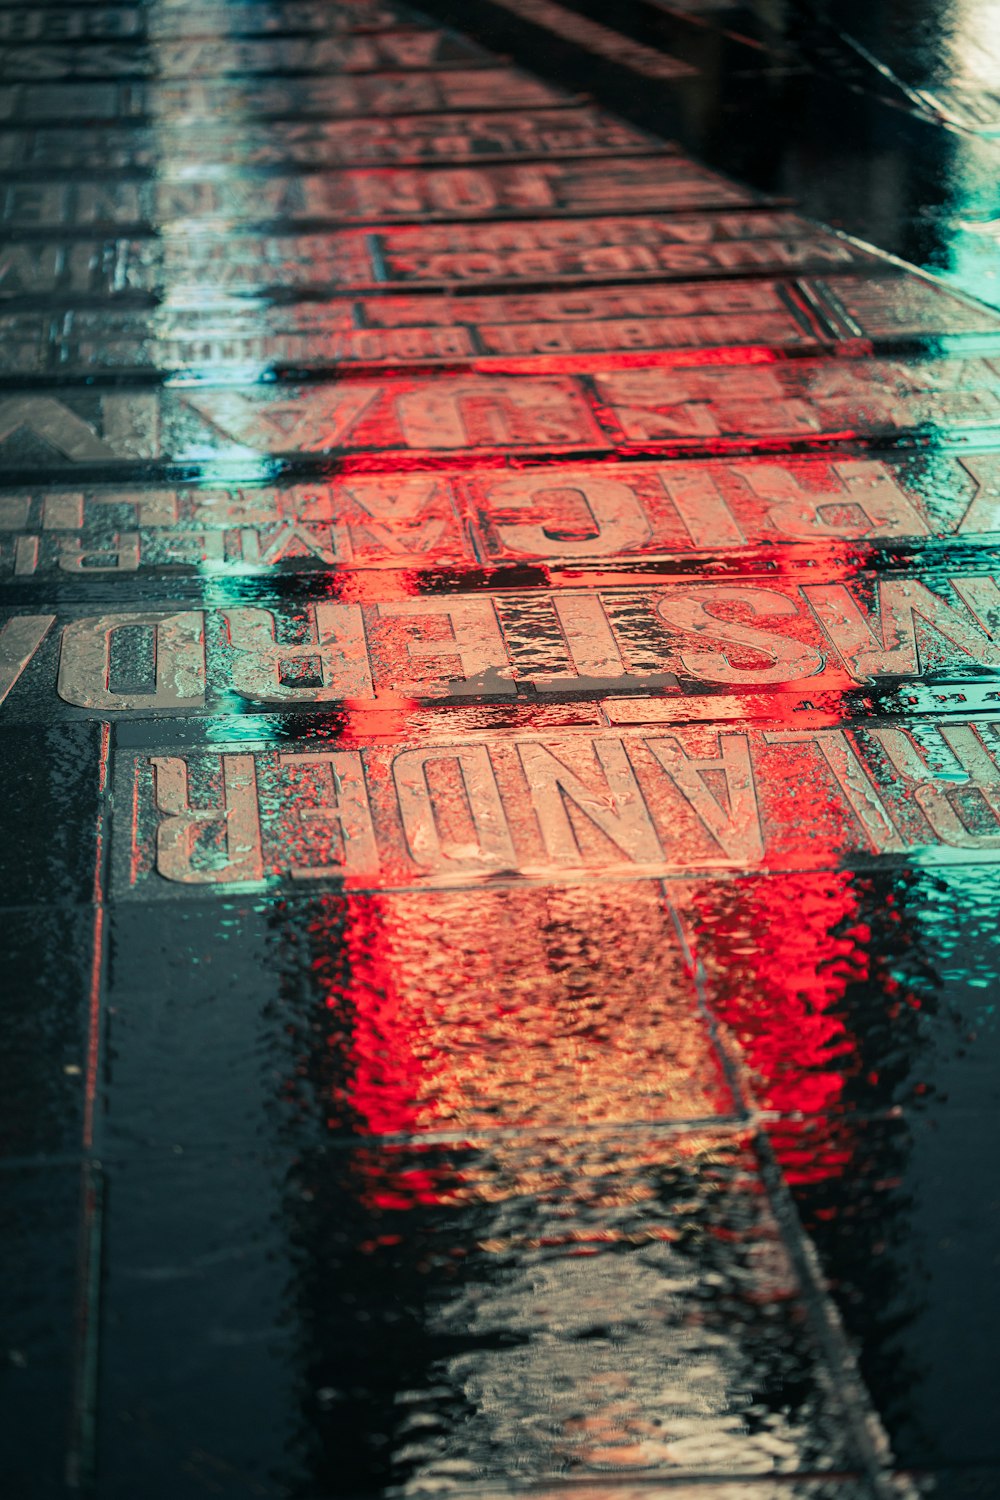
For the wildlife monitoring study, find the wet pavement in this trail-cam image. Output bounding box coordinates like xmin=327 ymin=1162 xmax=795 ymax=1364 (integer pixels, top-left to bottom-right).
xmin=2 ymin=2 xmax=1000 ymax=1498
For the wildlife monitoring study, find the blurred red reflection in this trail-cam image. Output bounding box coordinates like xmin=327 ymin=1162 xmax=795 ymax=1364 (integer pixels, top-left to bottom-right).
xmin=677 ymin=526 xmax=876 ymax=1176
xmin=304 ymin=566 xmax=740 ymax=1191
xmin=290 ymin=500 xmax=882 ymax=1198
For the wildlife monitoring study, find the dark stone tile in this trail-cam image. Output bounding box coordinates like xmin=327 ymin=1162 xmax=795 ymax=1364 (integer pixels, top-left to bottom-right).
xmin=104 ymin=884 xmax=734 ymax=1152
xmin=0 ymin=724 xmax=101 ymax=905
xmin=0 ymin=1165 xmax=83 ymax=1497
xmin=677 ymin=867 xmax=1000 ymax=1121
xmin=771 ymin=1112 xmax=1000 ymax=1469
xmin=97 ymin=1131 xmax=858 ymax=1499
xmin=0 ymin=906 xmax=94 ymax=1157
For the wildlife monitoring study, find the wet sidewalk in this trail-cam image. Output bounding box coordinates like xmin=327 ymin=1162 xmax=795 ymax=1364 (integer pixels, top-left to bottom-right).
xmin=2 ymin=2 xmax=999 ymax=1498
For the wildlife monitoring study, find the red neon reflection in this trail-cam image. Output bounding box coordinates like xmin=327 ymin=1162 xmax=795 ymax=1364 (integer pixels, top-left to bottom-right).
xmin=678 ymin=528 xmax=876 ymax=1170
xmin=299 ymin=374 xmax=880 ymax=1195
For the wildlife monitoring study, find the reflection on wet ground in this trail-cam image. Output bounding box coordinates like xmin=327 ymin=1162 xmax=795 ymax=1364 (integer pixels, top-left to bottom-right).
xmin=417 ymin=0 xmax=1000 ymax=310
xmin=1 ymin=1 xmax=999 ymax=1498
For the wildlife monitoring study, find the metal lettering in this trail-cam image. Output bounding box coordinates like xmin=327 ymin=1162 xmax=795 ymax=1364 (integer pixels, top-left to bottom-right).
xmin=0 ymin=32 xmax=484 ymax=80
xmin=645 ymin=733 xmax=763 ymax=861
xmin=955 ymin=456 xmax=1000 ymax=533
xmin=223 ymin=605 xmax=373 ymax=703
xmin=518 ymin=738 xmax=662 ymax=865
xmin=485 ymin=473 xmax=651 ymax=557
xmin=804 ymin=578 xmax=1000 ymax=683
xmin=340 ymin=474 xmax=452 ymax=556
xmin=765 ymin=729 xmax=904 ymax=853
xmin=115 ymin=713 xmax=1000 ymax=894
xmin=185 ymin=385 xmax=381 ymax=451
xmin=868 ymin=724 xmax=1000 ymax=848
xmin=42 ymin=493 xmax=86 ymax=529
xmin=656 ymin=587 xmax=825 ymax=684
xmin=536 ymin=594 xmax=630 ymax=688
xmin=395 ymin=378 xmax=598 ymax=448
xmin=152 ymin=754 xmax=264 ymax=884
xmin=100 ymin=391 xmax=160 ymax=459
xmin=375 ymin=597 xmax=515 ymax=697
xmin=0 ymin=395 xmax=114 ymax=460
xmin=660 ymin=468 xmax=746 ymax=549
xmin=57 ymin=611 xmax=206 ymax=710
xmin=393 ymin=744 xmax=516 ymax=872
xmin=0 ymin=496 xmax=30 ymax=529
xmin=13 ymin=536 xmax=39 ymax=576
xmin=731 ymin=459 xmax=930 ymax=540
xmin=239 ymin=523 xmax=339 ymax=567
xmin=57 ymin=533 xmax=140 ymax=573
xmin=279 ymin=751 xmax=380 ymax=878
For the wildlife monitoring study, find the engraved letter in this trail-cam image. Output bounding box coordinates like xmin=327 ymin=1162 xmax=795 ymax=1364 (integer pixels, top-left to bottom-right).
xmin=0 ymin=396 xmax=116 ymax=461
xmin=224 ymin=604 xmax=372 ymax=703
xmin=393 ymin=744 xmax=516 ymax=873
xmin=804 ymin=577 xmax=1000 ymax=683
xmin=279 ymin=751 xmax=379 ymax=878
xmin=868 ymin=723 xmax=1000 ymax=848
xmin=645 ymin=732 xmax=763 ymax=861
xmin=534 ymin=593 xmax=630 ymax=690
xmin=519 ymin=737 xmax=662 ymax=866
xmin=765 ymin=728 xmax=904 ymax=852
xmin=737 ymin=459 xmax=928 ymax=540
xmin=377 ymin=597 xmax=515 ymax=697
xmin=484 ymin=473 xmax=651 ymax=557
xmin=58 ymin=611 xmax=206 ymax=710
xmin=656 ymin=586 xmax=824 ymax=684
xmin=395 ymin=378 xmax=595 ymax=450
xmin=955 ymin=457 xmax=1000 ymax=535
xmin=184 ymin=386 xmax=382 ymax=453
xmin=342 ymin=474 xmax=451 ymax=557
xmin=152 ymin=754 xmax=263 ymax=884
xmin=0 ymin=614 xmax=55 ymax=707
xmin=660 ymin=467 xmax=744 ymax=548
xmin=58 ymin=533 xmax=140 ymax=572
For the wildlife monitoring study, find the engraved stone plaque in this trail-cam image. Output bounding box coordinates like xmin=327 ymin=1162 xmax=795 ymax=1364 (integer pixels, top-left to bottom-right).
xmin=3 ymin=452 xmax=999 ymax=581
xmin=111 ymin=711 xmax=1000 ymax=897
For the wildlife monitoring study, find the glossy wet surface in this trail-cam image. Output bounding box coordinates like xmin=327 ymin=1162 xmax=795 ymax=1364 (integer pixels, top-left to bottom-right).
xmin=1 ymin=2 xmax=999 ymax=1498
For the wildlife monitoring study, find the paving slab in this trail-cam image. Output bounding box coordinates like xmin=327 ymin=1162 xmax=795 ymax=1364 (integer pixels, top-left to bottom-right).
xmin=20 ymin=273 xmax=1000 ymax=377
xmin=101 ymin=884 xmax=737 ymax=1150
xmin=0 ymin=1166 xmax=89 ymax=1496
xmin=771 ymin=1110 xmax=1000 ymax=1471
xmin=96 ymin=1133 xmax=863 ymax=1497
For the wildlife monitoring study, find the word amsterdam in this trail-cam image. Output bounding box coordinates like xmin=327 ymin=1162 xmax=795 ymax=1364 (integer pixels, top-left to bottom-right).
xmin=7 ymin=574 xmax=1000 ymax=715
xmin=117 ymin=717 xmax=1000 ymax=895
xmin=2 ymin=456 xmax=998 ymax=578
